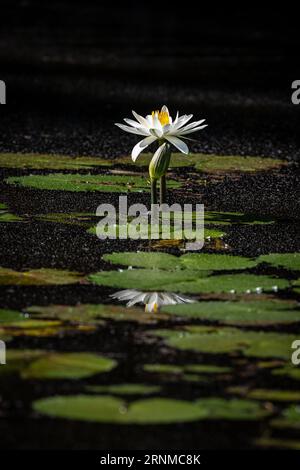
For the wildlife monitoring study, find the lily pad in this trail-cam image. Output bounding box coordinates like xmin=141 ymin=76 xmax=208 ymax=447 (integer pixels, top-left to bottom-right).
xmin=244 ymin=389 xmax=300 ymax=402
xmin=89 ymin=268 xmax=210 ymax=291
xmin=0 ymin=349 xmax=45 ymax=376
xmin=120 ymin=153 xmax=287 ymax=173
xmin=271 ymin=405 xmax=300 ymax=429
xmin=292 ymin=279 xmax=300 ymax=294
xmin=28 ymin=303 xmax=166 ymax=325
xmin=5 ymin=173 xmax=181 ymax=193
xmin=205 ymin=211 xmax=275 ymax=225
xmin=255 ymin=437 xmax=300 ymax=450
xmin=272 ymin=365 xmax=300 ymax=381
xmin=257 ymin=253 xmax=300 ymax=271
xmin=0 ymin=153 xmax=112 ymax=170
xmin=162 ymin=300 xmax=300 ymax=326
xmin=103 ymin=252 xmax=257 ymax=271
xmin=0 ymin=309 xmax=26 ymax=324
xmin=0 ymin=268 xmax=85 ymax=285
xmin=180 ymin=253 xmax=258 ymax=271
xmin=153 ymin=326 xmax=297 ymax=359
xmin=35 ymin=212 xmax=95 ymax=226
xmin=86 ymin=384 xmax=161 ymax=396
xmin=33 ymin=395 xmax=269 ymax=424
xmin=91 ymin=268 xmax=288 ymax=294
xmin=22 ymin=353 xmax=117 ymax=380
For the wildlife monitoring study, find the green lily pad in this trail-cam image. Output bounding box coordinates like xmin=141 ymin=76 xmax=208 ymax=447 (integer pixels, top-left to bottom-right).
xmin=86 ymin=384 xmax=161 ymax=396
xmin=205 ymin=211 xmax=275 ymax=225
xmin=121 ymin=153 xmax=287 ymax=173
xmin=0 ymin=153 xmax=112 ymax=170
xmin=292 ymin=279 xmax=300 ymax=294
xmin=0 ymin=309 xmax=26 ymax=324
xmin=91 ymin=268 xmax=288 ymax=294
xmin=103 ymin=252 xmax=257 ymax=271
xmin=33 ymin=395 xmax=269 ymax=423
xmin=22 ymin=353 xmax=117 ymax=380
xmin=153 ymin=326 xmax=297 ymax=359
xmin=272 ymin=365 xmax=300 ymax=381
xmin=35 ymin=212 xmax=95 ymax=226
xmin=28 ymin=303 xmax=166 ymax=325
xmin=89 ymin=268 xmax=210 ymax=291
xmin=0 ymin=268 xmax=85 ymax=285
xmin=255 ymin=437 xmax=300 ymax=450
xmin=162 ymin=300 xmax=300 ymax=326
xmin=271 ymin=405 xmax=300 ymax=429
xmin=257 ymin=253 xmax=300 ymax=271
xmin=143 ymin=363 xmax=230 ymax=376
xmin=0 ymin=349 xmax=45 ymax=376
xmin=167 ymin=274 xmax=289 ymax=294
xmin=245 ymin=389 xmax=300 ymax=401
xmin=180 ymin=253 xmax=258 ymax=271
xmin=143 ymin=364 xmax=183 ymax=374
xmin=5 ymin=173 xmax=181 ymax=193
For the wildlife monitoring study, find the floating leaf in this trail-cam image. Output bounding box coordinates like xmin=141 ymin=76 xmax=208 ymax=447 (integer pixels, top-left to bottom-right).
xmin=0 ymin=153 xmax=112 ymax=170
xmin=257 ymin=253 xmax=300 ymax=271
xmin=119 ymin=153 xmax=287 ymax=173
xmin=180 ymin=253 xmax=258 ymax=271
xmin=87 ymin=384 xmax=161 ymax=396
xmin=153 ymin=326 xmax=297 ymax=359
xmin=272 ymin=405 xmax=300 ymax=429
xmin=6 ymin=173 xmax=181 ymax=193
xmin=33 ymin=395 xmax=270 ymax=423
xmin=28 ymin=303 xmax=166 ymax=324
xmin=89 ymin=268 xmax=210 ymax=291
xmin=272 ymin=365 xmax=300 ymax=381
xmin=255 ymin=437 xmax=300 ymax=450
xmin=143 ymin=364 xmax=183 ymax=374
xmin=22 ymin=353 xmax=117 ymax=380
xmin=103 ymin=252 xmax=179 ymax=270
xmin=35 ymin=212 xmax=95 ymax=226
xmin=0 ymin=309 xmax=26 ymax=324
xmin=243 ymin=389 xmax=300 ymax=402
xmin=0 ymin=268 xmax=85 ymax=285
xmin=0 ymin=349 xmax=45 ymax=376
xmin=91 ymin=268 xmax=288 ymax=294
xmin=205 ymin=211 xmax=274 ymax=225
xmin=292 ymin=279 xmax=300 ymax=294
xmin=162 ymin=300 xmax=300 ymax=326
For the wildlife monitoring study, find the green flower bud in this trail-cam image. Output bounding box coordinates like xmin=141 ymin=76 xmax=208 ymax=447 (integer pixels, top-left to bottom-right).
xmin=149 ymin=143 xmax=171 ymax=180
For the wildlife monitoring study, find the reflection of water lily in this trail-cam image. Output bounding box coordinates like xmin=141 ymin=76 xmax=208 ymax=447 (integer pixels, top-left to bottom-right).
xmin=115 ymin=106 xmax=207 ymax=161
xmin=110 ymin=289 xmax=194 ymax=313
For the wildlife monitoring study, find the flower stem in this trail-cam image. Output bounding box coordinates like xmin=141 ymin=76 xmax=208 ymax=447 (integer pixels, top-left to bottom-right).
xmin=151 ymin=178 xmax=157 ymax=205
xmin=160 ymin=174 xmax=167 ymax=204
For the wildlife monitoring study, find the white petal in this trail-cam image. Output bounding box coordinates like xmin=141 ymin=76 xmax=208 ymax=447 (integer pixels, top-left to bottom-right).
xmin=124 ymin=118 xmax=145 ymax=129
xmin=178 ymin=124 xmax=208 ymax=135
xmin=165 ymin=135 xmax=189 ymax=154
xmin=127 ymin=292 xmax=148 ymax=307
xmin=115 ymin=123 xmax=149 ymax=136
xmin=132 ymin=110 xmax=149 ymax=127
xmin=131 ymin=135 xmax=156 ymax=161
xmin=171 ymin=114 xmax=193 ymax=131
xmin=150 ymin=128 xmax=163 ymax=138
xmin=161 ymin=105 xmax=169 ymax=114
xmin=178 ymin=119 xmax=206 ymax=133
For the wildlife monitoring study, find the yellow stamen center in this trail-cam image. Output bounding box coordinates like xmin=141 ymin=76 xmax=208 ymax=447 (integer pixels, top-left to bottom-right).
xmin=152 ymin=108 xmax=170 ymax=126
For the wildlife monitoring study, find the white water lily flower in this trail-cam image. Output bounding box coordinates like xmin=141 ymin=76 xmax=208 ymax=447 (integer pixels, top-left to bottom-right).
xmin=110 ymin=289 xmax=194 ymax=313
xmin=115 ymin=105 xmax=207 ymax=162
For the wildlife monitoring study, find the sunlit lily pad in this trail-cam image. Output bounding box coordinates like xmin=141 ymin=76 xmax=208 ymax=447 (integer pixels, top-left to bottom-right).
xmin=86 ymin=384 xmax=161 ymax=396
xmin=292 ymin=279 xmax=300 ymax=294
xmin=28 ymin=303 xmax=166 ymax=325
xmin=0 ymin=309 xmax=26 ymax=324
xmin=89 ymin=269 xmax=210 ymax=291
xmin=180 ymin=253 xmax=258 ymax=271
xmin=271 ymin=405 xmax=300 ymax=429
xmin=121 ymin=153 xmax=287 ymax=173
xmin=6 ymin=173 xmax=181 ymax=193
xmin=272 ymin=365 xmax=300 ymax=381
xmin=33 ymin=395 xmax=269 ymax=423
xmin=22 ymin=353 xmax=117 ymax=380
xmin=162 ymin=300 xmax=300 ymax=326
xmin=153 ymin=326 xmax=297 ymax=359
xmin=205 ymin=211 xmax=275 ymax=225
xmin=0 ymin=267 xmax=85 ymax=285
xmin=0 ymin=153 xmax=112 ymax=170
xmin=229 ymin=387 xmax=300 ymax=401
xmin=255 ymin=437 xmax=300 ymax=450
xmin=257 ymin=253 xmax=300 ymax=271
xmin=103 ymin=252 xmax=257 ymax=271
xmin=91 ymin=268 xmax=288 ymax=294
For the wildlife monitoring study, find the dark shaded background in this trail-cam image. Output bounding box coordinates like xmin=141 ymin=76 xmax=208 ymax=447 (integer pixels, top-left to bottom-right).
xmin=0 ymin=1 xmax=300 ymax=158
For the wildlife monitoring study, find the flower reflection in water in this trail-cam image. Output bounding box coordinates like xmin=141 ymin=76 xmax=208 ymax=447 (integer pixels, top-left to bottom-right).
xmin=110 ymin=289 xmax=194 ymax=313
